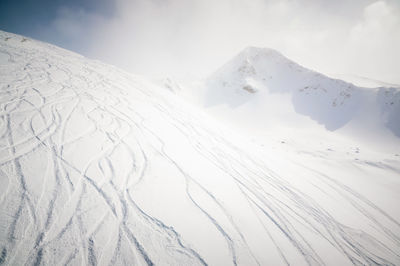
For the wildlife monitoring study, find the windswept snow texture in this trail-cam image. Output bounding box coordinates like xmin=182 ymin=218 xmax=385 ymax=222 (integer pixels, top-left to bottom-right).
xmin=206 ymin=47 xmax=400 ymax=134
xmin=1 ymin=31 xmax=400 ymax=265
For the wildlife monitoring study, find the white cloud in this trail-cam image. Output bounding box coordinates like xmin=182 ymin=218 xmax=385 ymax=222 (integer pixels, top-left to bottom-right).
xmin=345 ymin=1 xmax=400 ymax=83
xmin=46 ymin=0 xmax=400 ymax=83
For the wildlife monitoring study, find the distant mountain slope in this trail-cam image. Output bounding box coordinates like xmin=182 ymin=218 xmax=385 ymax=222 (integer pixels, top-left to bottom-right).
xmin=1 ymin=31 xmax=400 ymax=265
xmin=205 ymin=47 xmax=400 ymax=135
xmin=329 ymin=73 xmax=400 ymax=89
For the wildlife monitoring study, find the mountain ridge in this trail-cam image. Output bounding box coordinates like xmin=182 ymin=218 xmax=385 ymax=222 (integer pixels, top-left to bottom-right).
xmin=203 ymin=46 xmax=400 ymax=136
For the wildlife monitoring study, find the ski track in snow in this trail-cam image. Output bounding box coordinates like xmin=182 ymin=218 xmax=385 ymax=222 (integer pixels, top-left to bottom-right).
xmin=0 ymin=31 xmax=400 ymax=265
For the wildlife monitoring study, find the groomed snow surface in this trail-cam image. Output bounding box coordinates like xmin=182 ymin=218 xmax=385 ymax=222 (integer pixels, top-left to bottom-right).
xmin=0 ymin=31 xmax=400 ymax=265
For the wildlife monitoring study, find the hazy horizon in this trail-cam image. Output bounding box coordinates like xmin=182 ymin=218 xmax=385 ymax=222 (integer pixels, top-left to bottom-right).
xmin=1 ymin=0 xmax=400 ymax=83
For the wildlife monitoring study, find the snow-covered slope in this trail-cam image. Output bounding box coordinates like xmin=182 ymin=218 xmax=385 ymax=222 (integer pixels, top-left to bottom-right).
xmin=329 ymin=74 xmax=400 ymax=89
xmin=1 ymin=31 xmax=400 ymax=265
xmin=204 ymin=47 xmax=400 ymax=137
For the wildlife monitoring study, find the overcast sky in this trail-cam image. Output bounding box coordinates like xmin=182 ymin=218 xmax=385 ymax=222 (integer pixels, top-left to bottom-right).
xmin=1 ymin=0 xmax=400 ymax=83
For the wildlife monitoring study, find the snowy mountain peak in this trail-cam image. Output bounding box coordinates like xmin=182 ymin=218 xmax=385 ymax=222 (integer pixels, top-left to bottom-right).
xmin=213 ymin=46 xmax=297 ymax=83
xmin=209 ymin=46 xmax=311 ymax=96
xmin=205 ymin=46 xmax=400 ymax=135
xmin=239 ymin=46 xmax=284 ymax=60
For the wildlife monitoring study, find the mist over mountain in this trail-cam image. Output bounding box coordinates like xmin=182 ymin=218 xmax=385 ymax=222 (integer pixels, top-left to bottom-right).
xmin=157 ymin=46 xmax=399 ymax=150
